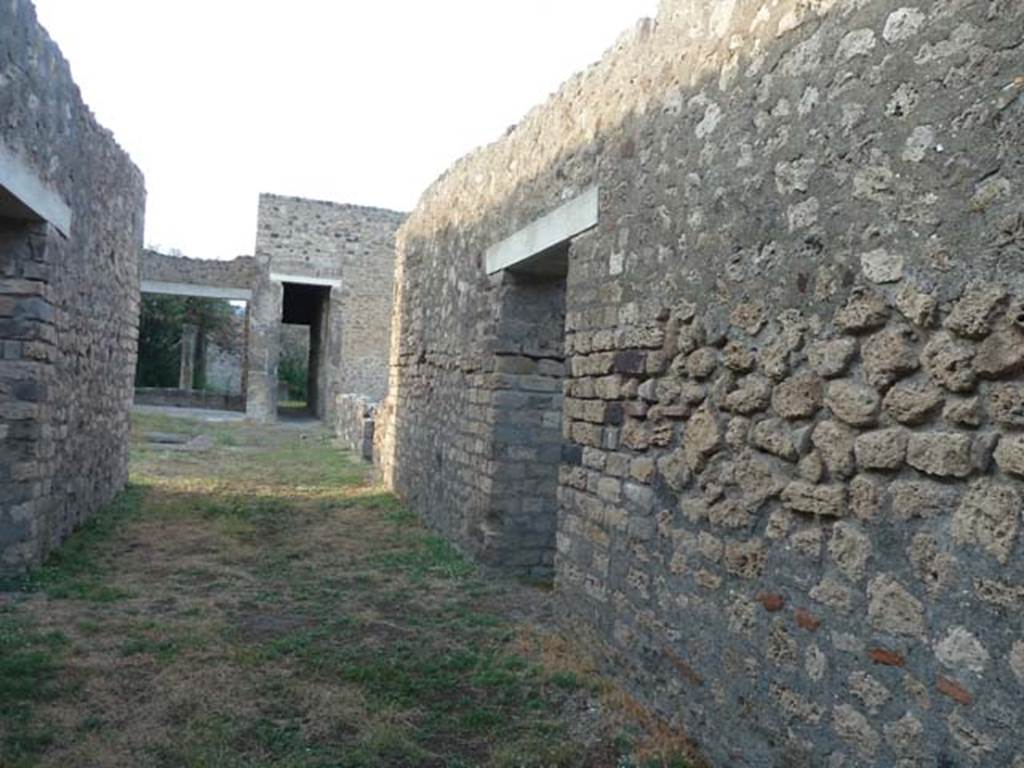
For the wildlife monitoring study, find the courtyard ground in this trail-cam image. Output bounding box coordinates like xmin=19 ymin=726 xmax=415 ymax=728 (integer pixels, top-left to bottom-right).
xmin=0 ymin=410 xmax=697 ymax=768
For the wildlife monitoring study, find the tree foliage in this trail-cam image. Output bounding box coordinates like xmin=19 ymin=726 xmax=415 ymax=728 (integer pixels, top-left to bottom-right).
xmin=135 ymin=295 xmax=236 ymax=389
xmin=278 ymin=327 xmax=309 ymax=402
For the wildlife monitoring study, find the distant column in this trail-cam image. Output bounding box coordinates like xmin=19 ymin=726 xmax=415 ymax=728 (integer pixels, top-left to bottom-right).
xmin=179 ymin=323 xmax=198 ymax=390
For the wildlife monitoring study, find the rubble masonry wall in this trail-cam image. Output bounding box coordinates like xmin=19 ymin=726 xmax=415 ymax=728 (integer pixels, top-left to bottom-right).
xmin=377 ymin=0 xmax=1024 ymax=764
xmin=1 ymin=0 xmax=146 ymax=574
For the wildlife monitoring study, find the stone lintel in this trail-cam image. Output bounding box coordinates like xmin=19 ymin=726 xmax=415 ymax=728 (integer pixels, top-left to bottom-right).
xmin=485 ymin=186 xmax=599 ymax=275
xmin=0 ymin=142 xmax=73 ymax=237
xmin=140 ymin=280 xmax=252 ymax=302
xmin=269 ymin=273 xmax=342 ymax=288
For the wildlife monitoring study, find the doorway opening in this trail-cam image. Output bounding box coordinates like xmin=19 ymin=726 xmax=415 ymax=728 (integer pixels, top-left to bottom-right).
xmin=134 ymin=294 xmax=248 ymax=412
xmin=279 ymin=282 xmax=331 ymax=420
xmin=482 ymin=242 xmax=569 ymax=579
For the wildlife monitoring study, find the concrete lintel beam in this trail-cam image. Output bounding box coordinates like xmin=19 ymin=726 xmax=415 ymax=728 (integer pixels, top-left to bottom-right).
xmin=269 ymin=273 xmax=342 ymax=288
xmin=485 ymin=186 xmax=599 ymax=275
xmin=141 ymin=279 xmax=252 ymax=302
xmin=0 ymin=143 xmax=73 ymax=237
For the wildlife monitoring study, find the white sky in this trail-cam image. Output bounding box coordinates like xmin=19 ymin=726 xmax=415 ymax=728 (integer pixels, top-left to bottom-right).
xmin=32 ymin=1 xmax=658 ymax=261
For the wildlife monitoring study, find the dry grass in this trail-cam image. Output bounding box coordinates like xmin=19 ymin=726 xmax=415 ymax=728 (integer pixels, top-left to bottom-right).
xmin=0 ymin=410 xmax=698 ymax=768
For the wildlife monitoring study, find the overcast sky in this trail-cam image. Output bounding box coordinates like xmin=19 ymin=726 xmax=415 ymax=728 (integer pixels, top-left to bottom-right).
xmin=32 ymin=1 xmax=657 ymax=260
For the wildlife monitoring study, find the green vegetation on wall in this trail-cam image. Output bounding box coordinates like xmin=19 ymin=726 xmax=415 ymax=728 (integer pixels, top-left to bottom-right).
xmin=278 ymin=326 xmax=310 ymax=402
xmin=135 ymin=295 xmax=236 ymax=389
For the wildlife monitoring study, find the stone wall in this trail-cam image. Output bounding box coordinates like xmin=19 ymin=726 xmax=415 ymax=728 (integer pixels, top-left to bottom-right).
xmin=139 ymin=202 xmax=402 ymax=425
xmin=140 ymin=250 xmax=258 ymax=291
xmin=247 ymin=195 xmax=403 ymax=422
xmin=202 ymin=309 xmax=246 ymax=396
xmin=1 ymin=0 xmax=145 ymax=574
xmin=378 ymin=0 xmax=1024 ymax=764
xmin=134 ymin=388 xmax=243 ymax=412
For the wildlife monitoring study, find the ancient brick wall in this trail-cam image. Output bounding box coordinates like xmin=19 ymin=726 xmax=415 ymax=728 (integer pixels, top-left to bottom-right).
xmin=378 ymin=0 xmax=1024 ymax=764
xmin=1 ymin=0 xmax=145 ymax=574
xmin=247 ymin=195 xmax=403 ymax=422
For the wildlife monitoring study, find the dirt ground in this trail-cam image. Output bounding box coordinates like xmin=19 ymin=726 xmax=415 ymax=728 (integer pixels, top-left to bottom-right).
xmin=0 ymin=410 xmax=698 ymax=768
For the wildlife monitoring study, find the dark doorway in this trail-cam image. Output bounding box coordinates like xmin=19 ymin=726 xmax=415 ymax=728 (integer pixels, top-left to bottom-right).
xmin=279 ymin=282 xmax=331 ymax=420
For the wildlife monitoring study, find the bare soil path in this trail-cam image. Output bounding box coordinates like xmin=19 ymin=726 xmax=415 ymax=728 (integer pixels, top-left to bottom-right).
xmin=0 ymin=411 xmax=695 ymax=768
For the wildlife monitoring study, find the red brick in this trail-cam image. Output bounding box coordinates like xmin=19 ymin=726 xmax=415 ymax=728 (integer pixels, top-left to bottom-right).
xmin=868 ymin=648 xmax=906 ymax=667
xmin=757 ymin=592 xmax=785 ymax=612
xmin=795 ymin=608 xmax=821 ymax=632
xmin=937 ymin=676 xmax=973 ymax=706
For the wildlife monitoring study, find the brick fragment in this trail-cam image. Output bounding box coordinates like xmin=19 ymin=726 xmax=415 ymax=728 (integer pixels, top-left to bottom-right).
xmin=869 ymin=648 xmax=906 ymax=667
xmin=795 ymin=608 xmax=821 ymax=631
xmin=757 ymin=592 xmax=785 ymax=612
xmin=936 ymin=676 xmax=973 ymax=706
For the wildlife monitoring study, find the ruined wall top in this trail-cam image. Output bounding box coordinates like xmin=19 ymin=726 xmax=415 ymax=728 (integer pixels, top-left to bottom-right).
xmin=255 ymin=193 xmax=405 ymax=282
xmin=140 ymin=250 xmax=260 ymax=291
xmin=402 ymin=0 xmax=1022 ymax=295
xmin=405 ymin=0 xmax=811 ymax=239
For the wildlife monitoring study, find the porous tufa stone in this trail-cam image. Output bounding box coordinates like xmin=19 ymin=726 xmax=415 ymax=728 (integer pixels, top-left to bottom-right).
xmin=812 ymin=420 xmax=857 ymax=479
xmin=994 ymin=434 xmax=1024 ymax=477
xmin=935 ymin=626 xmax=990 ymax=675
xmin=975 ymin=327 xmax=1024 ymax=378
xmin=895 ymin=285 xmax=938 ymax=327
xmin=952 ymin=480 xmax=1021 ymax=564
xmin=854 ymin=428 xmax=908 ymax=471
xmin=907 ymin=433 xmax=973 ymax=478
xmin=868 ymin=575 xmax=926 ymax=638
xmin=945 ymin=281 xmax=1008 ymax=339
xmin=861 ymin=325 xmax=920 ymax=388
xmin=825 ymin=380 xmax=881 ymax=427
xmin=921 ymin=332 xmax=977 ymax=393
xmin=807 ymin=337 xmax=857 ymax=378
xmin=835 ymin=289 xmax=890 ymax=334
xmin=833 ymin=704 xmax=881 ymax=760
xmin=782 ymin=482 xmax=846 ymax=517
xmin=772 ymin=372 xmax=824 ymax=420
xmin=883 ymin=382 xmax=945 ymax=425
xmin=861 ymin=248 xmax=904 ymax=284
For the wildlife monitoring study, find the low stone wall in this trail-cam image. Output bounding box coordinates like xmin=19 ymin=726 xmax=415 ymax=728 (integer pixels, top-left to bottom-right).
xmin=205 ymin=339 xmax=243 ymax=396
xmin=378 ymin=0 xmax=1024 ymax=764
xmin=335 ymin=394 xmax=375 ymax=461
xmin=134 ymin=388 xmax=244 ymax=413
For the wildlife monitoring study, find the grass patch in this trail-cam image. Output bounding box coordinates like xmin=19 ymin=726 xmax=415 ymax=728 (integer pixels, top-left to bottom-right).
xmin=0 ymin=412 xmax=698 ymax=768
xmin=6 ymin=486 xmax=145 ymax=602
xmin=371 ymin=534 xmax=478 ymax=582
xmin=0 ymin=611 xmax=69 ymax=764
